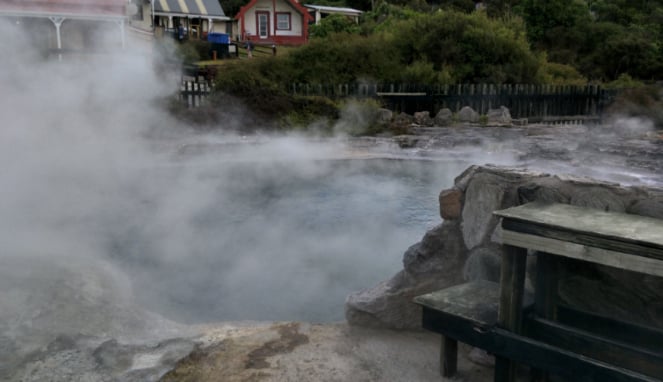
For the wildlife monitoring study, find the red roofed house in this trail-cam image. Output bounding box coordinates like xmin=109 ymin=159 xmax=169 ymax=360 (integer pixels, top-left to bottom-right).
xmin=234 ymin=0 xmax=312 ymax=45
xmin=0 ymin=0 xmax=129 ymax=57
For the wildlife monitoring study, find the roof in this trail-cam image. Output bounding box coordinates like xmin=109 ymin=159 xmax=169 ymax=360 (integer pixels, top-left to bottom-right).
xmin=153 ymin=0 xmax=228 ymax=19
xmin=0 ymin=0 xmax=127 ymax=20
xmin=303 ymin=4 xmax=362 ymax=15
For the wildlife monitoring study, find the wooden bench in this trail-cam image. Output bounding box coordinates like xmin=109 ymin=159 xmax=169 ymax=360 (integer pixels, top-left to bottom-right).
xmin=415 ymin=202 xmax=663 ymax=382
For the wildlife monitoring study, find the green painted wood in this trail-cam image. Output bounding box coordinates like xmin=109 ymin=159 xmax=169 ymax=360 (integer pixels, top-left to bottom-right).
xmin=500 ymin=229 xmax=663 ymax=276
xmin=497 ymin=245 xmax=528 ymax=382
xmin=534 ymin=252 xmax=558 ymax=320
xmin=556 ymin=304 xmax=663 ymax=354
xmin=442 ymin=336 xmax=458 ymax=377
xmin=414 ymin=280 xmax=501 ymax=327
xmin=494 ymin=202 xmax=663 ymax=251
xmin=525 ymin=316 xmax=663 ymax=379
xmin=420 ymin=307 xmax=658 ymax=382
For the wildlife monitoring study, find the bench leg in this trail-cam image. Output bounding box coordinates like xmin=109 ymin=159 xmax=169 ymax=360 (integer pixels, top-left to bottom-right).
xmin=496 ymin=245 xmax=528 ymax=382
xmin=441 ymin=336 xmax=458 ymax=377
xmin=494 ymin=356 xmax=517 ymax=382
xmin=530 ymin=367 xmax=549 ymax=382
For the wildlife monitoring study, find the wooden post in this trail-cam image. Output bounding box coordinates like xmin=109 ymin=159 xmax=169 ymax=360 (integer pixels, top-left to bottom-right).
xmin=442 ymin=336 xmax=458 ymax=377
xmin=530 ymin=251 xmax=558 ymax=382
xmin=495 ymin=244 xmax=528 ymax=382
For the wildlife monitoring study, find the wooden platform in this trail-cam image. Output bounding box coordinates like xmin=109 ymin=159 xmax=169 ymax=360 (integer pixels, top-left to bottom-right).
xmin=415 ymin=202 xmax=663 ymax=382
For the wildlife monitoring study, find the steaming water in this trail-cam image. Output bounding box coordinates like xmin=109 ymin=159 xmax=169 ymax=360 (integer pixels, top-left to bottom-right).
xmin=113 ymin=157 xmax=471 ymax=323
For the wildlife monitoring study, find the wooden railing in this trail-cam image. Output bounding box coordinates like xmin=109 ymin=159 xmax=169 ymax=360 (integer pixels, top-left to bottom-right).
xmin=179 ymin=80 xmax=618 ymax=123
xmin=287 ymin=83 xmax=618 ymax=122
xmin=180 ymin=76 xmax=211 ymax=108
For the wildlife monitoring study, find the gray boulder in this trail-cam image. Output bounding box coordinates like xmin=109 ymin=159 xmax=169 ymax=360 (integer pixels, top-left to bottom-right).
xmin=345 ymin=165 xmax=663 ymax=331
xmin=434 ymin=108 xmax=453 ymax=126
xmin=346 ymin=222 xmax=467 ymax=329
xmin=486 ymin=106 xmax=512 ymax=125
xmin=460 ymin=172 xmax=509 ymax=250
xmin=376 ymin=108 xmax=393 ymax=125
xmin=457 ymin=106 xmax=479 ymax=123
xmin=413 ymin=111 xmax=434 ymax=126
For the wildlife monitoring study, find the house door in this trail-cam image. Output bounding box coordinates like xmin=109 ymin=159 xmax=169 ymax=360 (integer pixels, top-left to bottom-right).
xmin=256 ymin=12 xmax=269 ymax=39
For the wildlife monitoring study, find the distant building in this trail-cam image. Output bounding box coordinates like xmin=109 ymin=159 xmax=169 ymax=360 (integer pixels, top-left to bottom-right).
xmin=129 ymin=0 xmax=231 ymax=40
xmin=303 ymin=4 xmax=362 ymax=25
xmin=0 ymin=0 xmax=129 ymax=56
xmin=234 ymin=0 xmax=313 ymax=45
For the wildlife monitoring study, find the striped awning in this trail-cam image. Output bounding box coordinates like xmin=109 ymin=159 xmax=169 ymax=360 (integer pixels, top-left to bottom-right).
xmin=154 ymin=0 xmax=226 ymax=18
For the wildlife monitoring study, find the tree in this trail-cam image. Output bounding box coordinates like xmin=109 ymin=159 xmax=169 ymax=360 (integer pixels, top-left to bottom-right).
xmin=219 ymin=0 xmax=247 ymax=19
xmin=515 ymin=0 xmax=590 ymax=46
xmin=392 ymin=10 xmax=541 ymax=83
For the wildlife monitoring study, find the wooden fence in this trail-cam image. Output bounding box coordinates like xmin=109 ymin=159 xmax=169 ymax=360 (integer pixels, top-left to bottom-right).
xmin=180 ymin=76 xmax=212 ymax=108
xmin=180 ymin=81 xmax=617 ymax=123
xmin=288 ymin=83 xmax=617 ymax=122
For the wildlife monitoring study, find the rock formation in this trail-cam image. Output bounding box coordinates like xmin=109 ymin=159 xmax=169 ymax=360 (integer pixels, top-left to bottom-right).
xmin=346 ymin=165 xmax=663 ymax=329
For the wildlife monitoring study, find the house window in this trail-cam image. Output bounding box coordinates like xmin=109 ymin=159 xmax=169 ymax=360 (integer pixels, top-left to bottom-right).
xmin=276 ymin=13 xmax=291 ymax=30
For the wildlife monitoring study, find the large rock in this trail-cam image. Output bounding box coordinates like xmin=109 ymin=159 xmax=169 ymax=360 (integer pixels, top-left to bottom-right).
xmin=460 ymin=172 xmax=509 ymax=250
xmin=457 ymin=106 xmax=479 ymax=123
xmin=346 ymin=222 xmax=467 ymax=329
xmin=376 ymin=108 xmax=393 ymax=125
xmin=413 ymin=111 xmax=434 ymax=126
xmin=346 ymin=165 xmax=663 ymax=331
xmin=439 ymin=188 xmax=463 ymax=220
xmin=390 ymin=112 xmax=414 ymax=133
xmin=402 ymin=222 xmax=467 ymax=278
xmin=486 ymin=106 xmax=512 ymax=125
xmin=434 ymin=108 xmax=453 ymax=126
xmin=569 ymin=186 xmax=626 ymax=211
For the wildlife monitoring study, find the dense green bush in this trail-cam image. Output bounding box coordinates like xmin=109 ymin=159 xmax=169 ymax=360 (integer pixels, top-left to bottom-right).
xmin=285 ymin=33 xmax=402 ymax=83
xmin=606 ymin=85 xmax=663 ymax=129
xmin=537 ymin=60 xmax=587 ymax=85
xmin=310 ymin=14 xmax=361 ymax=38
xmin=174 ymin=40 xmax=212 ymax=64
xmin=391 ymin=11 xmax=540 ymax=83
xmin=206 ymin=1 xmax=663 ymax=130
xmin=512 ymin=0 xmax=663 ymax=81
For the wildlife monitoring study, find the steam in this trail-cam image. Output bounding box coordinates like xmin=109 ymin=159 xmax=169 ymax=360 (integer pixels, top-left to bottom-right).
xmin=1 ymin=16 xmax=659 ymax=367
xmin=0 ymin=18 xmax=471 ymax=345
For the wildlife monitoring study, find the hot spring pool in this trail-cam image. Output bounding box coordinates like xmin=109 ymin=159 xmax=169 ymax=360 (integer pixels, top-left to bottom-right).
xmin=111 ymin=157 xmax=471 ymax=323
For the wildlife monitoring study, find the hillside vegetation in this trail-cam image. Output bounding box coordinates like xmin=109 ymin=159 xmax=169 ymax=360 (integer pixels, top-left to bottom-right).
xmin=198 ymin=0 xmax=663 ymax=130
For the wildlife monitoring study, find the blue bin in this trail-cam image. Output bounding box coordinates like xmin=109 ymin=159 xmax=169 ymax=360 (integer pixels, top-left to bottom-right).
xmin=208 ymin=33 xmax=230 ymax=44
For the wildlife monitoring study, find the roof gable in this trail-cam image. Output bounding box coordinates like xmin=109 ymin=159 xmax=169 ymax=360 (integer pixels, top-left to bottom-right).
xmin=235 ymin=0 xmax=312 ymax=22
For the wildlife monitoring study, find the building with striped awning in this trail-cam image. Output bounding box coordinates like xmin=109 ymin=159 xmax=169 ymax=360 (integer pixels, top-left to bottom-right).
xmin=0 ymin=0 xmax=129 ymax=58
xmin=130 ymin=0 xmax=230 ymax=40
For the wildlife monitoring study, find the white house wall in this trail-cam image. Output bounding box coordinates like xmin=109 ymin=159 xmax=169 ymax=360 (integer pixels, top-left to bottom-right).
xmin=244 ymin=0 xmax=303 ymax=38
xmin=274 ymin=1 xmax=302 ymax=36
xmin=128 ymin=3 xmax=153 ymax=30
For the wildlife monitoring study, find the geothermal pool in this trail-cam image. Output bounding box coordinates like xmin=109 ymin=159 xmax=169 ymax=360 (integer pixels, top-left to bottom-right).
xmin=111 ymin=157 xmax=471 ymax=323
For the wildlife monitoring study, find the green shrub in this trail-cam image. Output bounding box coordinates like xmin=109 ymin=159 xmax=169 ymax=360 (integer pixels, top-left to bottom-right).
xmin=537 ymin=60 xmax=587 ymax=85
xmin=310 ymin=14 xmax=360 ymax=38
xmin=604 ymin=73 xmax=645 ymax=90
xmin=606 ymin=85 xmax=663 ymax=129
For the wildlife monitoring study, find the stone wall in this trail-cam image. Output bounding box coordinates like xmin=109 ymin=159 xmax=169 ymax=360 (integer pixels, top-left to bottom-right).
xmin=345 ymin=165 xmax=663 ymax=330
